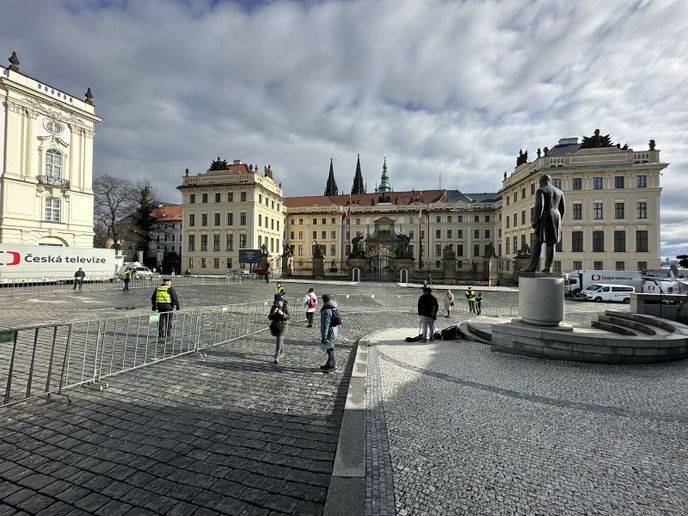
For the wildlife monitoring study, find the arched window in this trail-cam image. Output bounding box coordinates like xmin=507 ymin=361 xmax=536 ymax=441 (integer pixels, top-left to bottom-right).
xmin=45 ymin=149 xmax=62 ymax=177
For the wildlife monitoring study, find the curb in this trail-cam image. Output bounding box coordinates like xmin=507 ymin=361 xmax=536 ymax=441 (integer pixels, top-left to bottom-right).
xmin=323 ymin=339 xmax=368 ymax=516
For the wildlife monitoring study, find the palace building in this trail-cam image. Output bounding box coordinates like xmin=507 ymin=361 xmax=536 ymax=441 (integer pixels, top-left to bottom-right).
xmin=0 ymin=51 xmax=101 ymax=247
xmin=500 ymin=131 xmax=666 ymax=273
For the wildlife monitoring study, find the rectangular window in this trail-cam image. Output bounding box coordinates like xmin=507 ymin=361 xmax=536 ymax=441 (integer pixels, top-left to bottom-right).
xmin=312 ymin=231 xmax=317 ymax=239
xmin=239 ymin=234 xmax=247 ymax=248
xmin=226 ymin=257 xmax=232 ymax=269
xmin=240 ymin=192 xmax=247 ymax=202
xmin=484 ymin=229 xmax=490 ymax=239
xmin=506 ymin=195 xmax=510 ymax=206
xmin=473 ymin=244 xmax=480 ymax=257
xmin=457 ymin=244 xmax=464 ymax=256
xmin=356 ymin=218 xmax=361 ymax=225
xmin=409 ymin=230 xmax=415 ymax=239
xmin=258 ymin=214 xmax=262 ymax=226
xmin=615 ymin=176 xmax=624 ymax=188
xmin=506 ymin=217 xmax=510 ymax=229
xmin=298 ymin=231 xmax=303 ymax=239
xmin=572 ymin=178 xmax=582 ymax=190
xmin=530 ymin=183 xmax=535 ymax=195
xmin=636 ymin=230 xmax=648 ymax=252
xmin=321 ymin=218 xmax=326 ymax=225
xmin=636 ymin=201 xmax=647 ymax=219
xmin=447 ymin=216 xmax=452 ymax=223
xmin=593 ymin=177 xmax=603 ymax=189
xmin=190 ymin=194 xmax=196 ymax=204
xmin=636 ymin=175 xmax=647 ymax=188
xmin=474 ymin=229 xmax=479 ymax=239
xmin=213 ymin=234 xmax=220 ymax=251
xmin=200 ymin=235 xmax=208 ymax=251
xmin=485 ymin=215 xmax=490 ymax=222
xmin=258 ymin=194 xmax=262 ymax=204
xmin=201 ymin=258 xmax=206 ymax=268
xmin=571 ymin=231 xmax=583 ymax=252
xmin=474 ymin=215 xmax=479 ymax=223
xmin=214 ymin=213 xmax=220 ymax=226
xmin=593 ymin=202 xmax=603 ymax=220
xmin=313 ymin=218 xmax=317 ymax=225
xmin=553 ymin=178 xmax=561 ymax=189
xmin=228 ymin=192 xmax=234 ymax=202
xmin=321 ymin=231 xmax=326 ymax=240
xmin=298 ymin=244 xmax=303 ymax=256
xmin=226 ymin=234 xmax=233 ymax=251
xmin=215 ymin=193 xmax=221 ymax=203
xmin=435 ymin=244 xmax=441 ymax=257
xmin=615 ymin=261 xmax=625 ymax=271
xmin=513 ymin=236 xmax=517 ymax=253
xmin=457 ymin=230 xmax=463 ymax=239
xmin=594 ymin=261 xmax=603 ymax=271
xmin=189 ymin=214 xmax=195 ymax=227
xmin=521 ymin=188 xmax=526 ymax=199
xmin=592 ymin=231 xmax=604 ymax=252
xmin=271 ymin=219 xmax=275 ymax=230
xmin=436 ymin=229 xmax=441 ymax=239
xmin=331 ymin=231 xmax=336 ymax=239
xmin=572 ymin=203 xmax=582 ymax=220
xmin=573 ymin=260 xmax=582 ymax=270
xmin=614 ymin=230 xmax=626 ymax=252
xmin=330 ymin=244 xmax=336 ymax=256
xmin=188 ymin=257 xmax=193 ymax=268
xmin=458 ymin=216 xmax=463 ymax=222
xmin=521 ymin=210 xmax=526 ymax=225
xmin=436 ymin=215 xmax=441 ymax=223
xmin=240 ymin=212 xmax=246 ymax=226
xmin=214 ymin=257 xmax=219 ymax=269
xmin=270 ymin=238 xmax=274 ymax=253
xmin=201 ymin=214 xmax=208 ymax=226
xmin=613 ymin=202 xmax=624 ymax=219
xmin=638 ymin=261 xmax=648 ymax=271
xmin=202 ymin=193 xmax=208 ymax=203
xmin=290 ymin=231 xmax=294 ymax=240
xmin=513 ymin=192 xmax=517 ymax=202
xmin=447 ymin=229 xmax=452 ymax=239
xmin=506 ymin=240 xmax=510 ymax=254
xmin=188 ymin=234 xmax=195 ymax=252
xmin=513 ymin=213 xmax=517 ymax=227
xmin=227 ymin=212 xmax=233 ymax=226
xmin=277 ymin=221 xmax=280 ymax=231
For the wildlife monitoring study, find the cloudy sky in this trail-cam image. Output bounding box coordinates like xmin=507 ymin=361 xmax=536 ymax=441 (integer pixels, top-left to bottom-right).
xmin=2 ymin=0 xmax=687 ymax=257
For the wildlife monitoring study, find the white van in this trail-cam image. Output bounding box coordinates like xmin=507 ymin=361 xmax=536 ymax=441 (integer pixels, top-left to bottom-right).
xmin=581 ymin=284 xmax=635 ymax=303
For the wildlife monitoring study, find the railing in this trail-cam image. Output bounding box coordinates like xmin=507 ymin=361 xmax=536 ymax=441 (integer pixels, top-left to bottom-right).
xmin=0 ymin=273 xmax=261 ymax=297
xmin=36 ymin=175 xmax=70 ymax=188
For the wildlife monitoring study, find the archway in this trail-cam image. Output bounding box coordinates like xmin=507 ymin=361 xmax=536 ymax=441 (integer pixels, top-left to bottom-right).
xmin=399 ymin=268 xmax=408 ymax=283
xmin=352 ymin=267 xmax=360 ymax=282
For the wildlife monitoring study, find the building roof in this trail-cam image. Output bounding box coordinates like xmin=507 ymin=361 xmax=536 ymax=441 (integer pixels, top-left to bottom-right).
xmin=151 ymin=204 xmax=182 ymax=221
xmin=547 ymin=142 xmax=581 ymax=157
xmin=285 ymin=190 xmax=446 ymax=209
xmin=463 ymin=192 xmax=501 ymax=203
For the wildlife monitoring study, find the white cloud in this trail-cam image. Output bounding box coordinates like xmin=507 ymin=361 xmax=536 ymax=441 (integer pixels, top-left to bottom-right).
xmin=1 ymin=0 xmax=687 ymax=255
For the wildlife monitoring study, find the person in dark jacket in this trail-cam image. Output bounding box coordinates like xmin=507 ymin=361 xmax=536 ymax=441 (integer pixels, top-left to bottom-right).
xmin=319 ymin=294 xmax=339 ymax=372
xmin=151 ymin=278 xmax=180 ymax=339
xmin=417 ymin=287 xmax=439 ymax=342
xmin=268 ymin=298 xmax=291 ymax=363
xmin=73 ymin=268 xmax=85 ymax=290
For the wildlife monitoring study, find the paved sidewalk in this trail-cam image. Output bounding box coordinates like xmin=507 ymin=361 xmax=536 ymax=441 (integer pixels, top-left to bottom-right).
xmin=366 ymin=327 xmax=688 ymax=515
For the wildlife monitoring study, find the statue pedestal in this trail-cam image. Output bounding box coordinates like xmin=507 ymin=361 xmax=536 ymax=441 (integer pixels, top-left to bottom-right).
xmin=442 ymin=258 xmax=456 ymax=283
xmin=518 ymin=273 xmax=565 ymax=327
xmin=313 ymin=256 xmax=325 ymax=278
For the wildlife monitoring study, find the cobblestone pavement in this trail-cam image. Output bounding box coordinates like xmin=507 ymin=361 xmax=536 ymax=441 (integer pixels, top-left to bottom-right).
xmin=367 ymin=324 xmax=688 ymax=515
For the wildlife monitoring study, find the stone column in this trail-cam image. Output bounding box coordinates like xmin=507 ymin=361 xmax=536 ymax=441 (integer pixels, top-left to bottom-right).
xmin=518 ymin=273 xmax=565 ymax=326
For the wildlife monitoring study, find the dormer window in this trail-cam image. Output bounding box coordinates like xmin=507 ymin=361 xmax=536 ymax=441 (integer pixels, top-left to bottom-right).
xmin=44 ymin=120 xmax=63 ymax=134
xmin=45 ymin=149 xmax=63 ymax=177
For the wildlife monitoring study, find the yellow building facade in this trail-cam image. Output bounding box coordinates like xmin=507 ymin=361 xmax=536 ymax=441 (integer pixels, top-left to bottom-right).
xmin=178 ymin=161 xmax=285 ymax=273
xmin=500 ymin=135 xmax=666 ymax=272
xmin=0 ymin=52 xmax=101 ymax=246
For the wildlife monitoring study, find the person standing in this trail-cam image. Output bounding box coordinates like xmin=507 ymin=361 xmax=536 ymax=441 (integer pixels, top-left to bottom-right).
xmin=73 ymin=268 xmax=85 ymax=290
xmin=475 ymin=292 xmax=483 ymax=315
xmin=320 ymin=294 xmax=339 ymax=372
xmin=443 ymin=289 xmax=454 ymax=317
xmin=417 ymin=287 xmax=439 ymax=342
xmin=268 ymin=297 xmax=291 ymax=364
xmin=122 ymin=269 xmax=131 ymax=292
xmin=465 ymin=286 xmax=476 ymax=313
xmin=303 ymin=288 xmax=318 ymax=328
xmin=275 ymin=282 xmax=285 ymax=298
xmin=151 ymin=278 xmax=180 ymax=340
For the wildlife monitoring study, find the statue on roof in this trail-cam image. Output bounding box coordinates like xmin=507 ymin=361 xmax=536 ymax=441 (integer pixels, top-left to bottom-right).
xmin=516 ymin=149 xmax=528 ymax=167
xmin=580 ymin=129 xmax=613 ymax=148
xmin=265 ymin=165 xmax=273 ymax=179
xmin=185 ymin=168 xmax=189 ymax=177
xmin=8 ymin=51 xmax=20 ymax=72
xmin=537 ymin=148 xmax=541 ymax=158
xmin=208 ymin=157 xmax=228 ymax=171
xmin=84 ymin=87 xmax=94 ymax=106
xmin=503 ymin=171 xmax=507 ymax=180
xmin=649 ymin=139 xmax=656 ymax=150
xmin=543 ymin=147 xmax=549 ymax=156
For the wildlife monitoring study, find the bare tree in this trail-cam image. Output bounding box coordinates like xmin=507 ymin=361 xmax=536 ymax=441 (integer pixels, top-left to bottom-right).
xmin=93 ymin=175 xmax=137 ymax=252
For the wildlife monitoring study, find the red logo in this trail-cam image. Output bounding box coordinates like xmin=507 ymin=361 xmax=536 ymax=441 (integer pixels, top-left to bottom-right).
xmin=592 ymin=274 xmax=601 ymax=280
xmin=0 ymin=251 xmax=21 ymax=266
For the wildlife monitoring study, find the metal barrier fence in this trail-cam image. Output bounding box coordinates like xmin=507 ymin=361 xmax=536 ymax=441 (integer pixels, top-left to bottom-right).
xmin=1 ymin=293 xmax=600 ymax=408
xmin=0 ymin=273 xmax=261 ymax=297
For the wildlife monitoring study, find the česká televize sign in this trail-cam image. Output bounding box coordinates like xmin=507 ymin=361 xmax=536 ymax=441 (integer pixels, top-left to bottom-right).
xmin=0 ymin=244 xmax=117 ymax=279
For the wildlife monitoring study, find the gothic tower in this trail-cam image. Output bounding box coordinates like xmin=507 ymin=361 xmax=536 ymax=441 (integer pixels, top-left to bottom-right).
xmin=324 ymin=158 xmax=338 ymax=196
xmin=351 ymin=154 xmax=366 ymax=194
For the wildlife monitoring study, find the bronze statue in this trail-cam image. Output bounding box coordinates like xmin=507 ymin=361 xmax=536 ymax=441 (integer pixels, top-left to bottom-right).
xmin=394 ymin=234 xmax=412 ymax=259
xmin=260 ymin=244 xmax=269 ymax=256
xmin=312 ymin=242 xmax=324 ymax=259
xmin=649 ymin=139 xmax=656 ymax=150
xmin=442 ymin=244 xmax=456 ymax=260
xmin=516 ymin=149 xmax=528 ymax=167
xmin=521 ymin=174 xmax=565 ymax=273
xmin=8 ymin=51 xmax=20 ymax=72
xmin=350 ymin=235 xmax=365 ymax=257
xmin=580 ymin=129 xmax=613 ymax=148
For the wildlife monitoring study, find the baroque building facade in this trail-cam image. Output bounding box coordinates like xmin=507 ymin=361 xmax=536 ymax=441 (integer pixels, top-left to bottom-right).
xmin=0 ymin=52 xmax=101 ymax=247
xmin=178 ymin=160 xmax=285 ymax=274
xmin=500 ymin=132 xmax=665 ymax=273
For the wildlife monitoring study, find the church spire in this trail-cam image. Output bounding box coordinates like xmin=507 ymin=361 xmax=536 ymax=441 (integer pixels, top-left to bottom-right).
xmin=324 ymin=158 xmax=338 ymax=196
xmin=351 ymin=154 xmax=366 ymax=194
xmin=376 ymin=156 xmax=392 ymax=193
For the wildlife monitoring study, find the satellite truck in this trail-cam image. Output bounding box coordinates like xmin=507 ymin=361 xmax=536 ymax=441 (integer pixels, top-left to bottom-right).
xmin=563 ymin=269 xmax=643 ymax=296
xmin=0 ymin=244 xmax=118 ymax=282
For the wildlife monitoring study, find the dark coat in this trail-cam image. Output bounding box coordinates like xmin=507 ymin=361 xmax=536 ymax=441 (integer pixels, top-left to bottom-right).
xmin=417 ymin=292 xmax=439 ymax=320
xmin=533 ymin=183 xmax=565 ymax=245
xmin=268 ymin=301 xmax=291 ymax=336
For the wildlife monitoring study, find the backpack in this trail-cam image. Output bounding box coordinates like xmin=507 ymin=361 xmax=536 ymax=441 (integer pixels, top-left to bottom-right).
xmin=440 ymin=325 xmax=460 ymax=340
xmin=329 ymin=308 xmax=342 ymax=327
xmin=269 ymin=319 xmax=284 ymax=336
xmin=307 ymin=297 xmax=317 ymax=309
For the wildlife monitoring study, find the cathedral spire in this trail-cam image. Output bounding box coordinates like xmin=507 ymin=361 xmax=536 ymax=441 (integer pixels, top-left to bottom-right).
xmin=324 ymin=158 xmax=338 ymax=196
xmin=351 ymin=154 xmax=366 ymax=194
xmin=376 ymin=156 xmax=392 ymax=193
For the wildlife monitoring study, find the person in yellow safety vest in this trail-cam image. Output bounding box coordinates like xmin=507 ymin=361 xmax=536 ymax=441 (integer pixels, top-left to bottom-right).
xmin=465 ymin=287 xmax=476 ymax=314
xmin=275 ymin=282 xmax=285 ymax=299
xmin=122 ymin=269 xmax=131 ymax=292
xmin=151 ymin=278 xmax=180 ymax=339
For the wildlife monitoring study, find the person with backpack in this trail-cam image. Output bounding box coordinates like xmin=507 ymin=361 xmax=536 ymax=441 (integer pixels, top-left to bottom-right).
xmin=417 ymin=287 xmax=439 ymax=342
xmin=303 ymin=287 xmax=318 ymax=328
xmin=268 ymin=297 xmax=291 ymax=364
xmin=320 ymin=294 xmax=340 ymax=372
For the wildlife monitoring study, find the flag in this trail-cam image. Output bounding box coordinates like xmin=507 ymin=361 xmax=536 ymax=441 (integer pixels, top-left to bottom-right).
xmin=345 ymin=206 xmax=351 ymax=219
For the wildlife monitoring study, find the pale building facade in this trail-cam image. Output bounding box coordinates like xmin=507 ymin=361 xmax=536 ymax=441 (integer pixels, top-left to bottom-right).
xmin=178 ymin=161 xmax=284 ymax=273
xmin=0 ymin=52 xmax=101 ymax=247
xmin=499 ymin=134 xmax=666 ymax=272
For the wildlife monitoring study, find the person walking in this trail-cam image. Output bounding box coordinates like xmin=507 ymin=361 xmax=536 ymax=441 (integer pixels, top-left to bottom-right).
xmin=73 ymin=268 xmax=85 ymax=290
xmin=122 ymin=269 xmax=131 ymax=292
xmin=443 ymin=289 xmax=454 ymax=317
xmin=303 ymin=287 xmax=318 ymax=328
xmin=465 ymin=286 xmax=476 ymax=313
xmin=475 ymin=292 xmax=483 ymax=315
xmin=320 ymin=294 xmax=340 ymax=372
xmin=275 ymin=282 xmax=285 ymax=299
xmin=417 ymin=287 xmax=439 ymax=342
xmin=151 ymin=278 xmax=180 ymax=340
xmin=268 ymin=297 xmax=291 ymax=364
